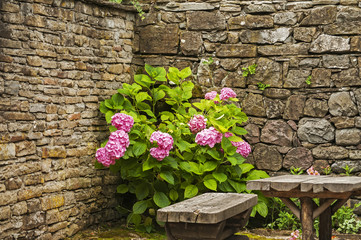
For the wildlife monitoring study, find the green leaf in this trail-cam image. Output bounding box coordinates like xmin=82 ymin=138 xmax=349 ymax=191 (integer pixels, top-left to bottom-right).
xmin=212 ymin=172 xmax=227 ymax=183
xmin=255 ymin=201 xmax=268 ymax=218
xmin=105 ymin=110 xmax=114 ymax=123
xmin=176 ymin=140 xmax=194 ymax=152
xmin=109 ymin=125 xmax=117 ymax=132
xmin=228 ymin=179 xmax=246 ymax=193
xmin=143 ymin=158 xmax=161 ymax=171
xmin=117 ymin=184 xmax=128 ymax=194
xmin=203 ymin=161 xmax=218 ymax=172
xmin=94 ymin=160 xmax=104 ymax=169
xmin=160 ymin=171 xmax=175 ymax=185
xmin=193 ymin=102 xmax=205 ymax=111
xmin=179 ymin=162 xmax=192 ymax=173
xmin=136 ymin=182 xmax=150 ymax=200
xmin=153 ymin=192 xmax=170 ymax=208
xmin=246 ymin=170 xmax=270 ymax=181
xmin=133 ymin=201 xmax=148 ymax=214
xmin=189 ymin=162 xmax=202 ymax=175
xmin=112 ymin=93 xmax=124 ymax=108
xmin=207 ymin=148 xmax=221 ymax=160
xmin=233 ymin=126 xmax=248 ymax=135
xmin=133 ymin=142 xmax=147 ymax=157
xmin=167 ymin=71 xmax=180 ymax=85
xmin=204 ymin=178 xmax=217 ymax=191
xmin=169 ymin=189 xmax=178 ymax=201
xmin=227 ymin=135 xmax=243 ymax=142
xmin=99 ymin=101 xmax=109 ymax=114
xmin=145 ymin=64 xmax=154 ymax=76
xmin=104 ymin=99 xmax=114 ymax=109
xmin=154 ymin=89 xmax=165 ymax=102
xmin=184 ymin=185 xmax=198 ymax=199
xmin=127 ymin=213 xmax=141 ymax=226
xmin=136 ymin=92 xmax=151 ymax=103
xmin=240 ymin=163 xmax=254 ymax=174
xmin=179 ymin=67 xmax=192 ymax=79
xmin=134 ymin=74 xmax=153 ymax=88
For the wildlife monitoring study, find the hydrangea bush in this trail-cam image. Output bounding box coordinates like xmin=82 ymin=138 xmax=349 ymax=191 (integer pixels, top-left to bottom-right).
xmin=96 ymin=64 xmax=269 ymax=231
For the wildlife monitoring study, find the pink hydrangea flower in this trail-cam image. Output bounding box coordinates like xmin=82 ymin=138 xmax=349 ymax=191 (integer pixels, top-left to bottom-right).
xmin=219 ymin=87 xmax=236 ymax=100
xmin=105 ymin=130 xmax=130 ymax=159
xmin=224 ymin=132 xmax=233 ymax=138
xmin=95 ymin=147 xmax=115 ymax=167
xmin=289 ymin=230 xmax=301 ymax=240
xmin=307 ymin=166 xmax=320 ymax=176
xmin=188 ymin=115 xmax=207 ymax=134
xmin=195 ymin=127 xmax=222 ymax=148
xmin=231 ymin=140 xmax=251 ymax=158
xmin=111 ymin=113 xmax=134 ymax=133
xmin=205 ymin=91 xmax=217 ymax=100
xmin=150 ymin=147 xmax=169 ymax=161
xmin=150 ymin=131 xmax=173 ymax=151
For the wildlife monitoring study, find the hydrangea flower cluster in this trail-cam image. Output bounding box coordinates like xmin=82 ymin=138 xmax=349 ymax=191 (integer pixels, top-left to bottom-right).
xmin=205 ymin=91 xmax=217 ymax=100
xmin=111 ymin=113 xmax=134 ymax=133
xmin=289 ymin=230 xmax=301 ymax=240
xmin=307 ymin=166 xmax=320 ymax=176
xmin=150 ymin=131 xmax=174 ymax=161
xmin=96 ymin=113 xmax=134 ymax=167
xmin=188 ymin=115 xmax=207 ymax=134
xmin=225 ymin=132 xmax=251 ymax=157
xmin=195 ymin=127 xmax=222 ymax=148
xmin=220 ymin=87 xmax=237 ymax=100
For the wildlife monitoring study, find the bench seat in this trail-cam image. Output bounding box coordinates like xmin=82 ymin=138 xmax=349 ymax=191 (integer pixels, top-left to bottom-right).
xmin=157 ymin=192 xmax=257 ymax=240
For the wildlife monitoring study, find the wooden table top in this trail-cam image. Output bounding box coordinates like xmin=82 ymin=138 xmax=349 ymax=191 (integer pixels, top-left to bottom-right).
xmin=157 ymin=192 xmax=257 ymax=224
xmin=247 ymin=175 xmax=361 ymax=194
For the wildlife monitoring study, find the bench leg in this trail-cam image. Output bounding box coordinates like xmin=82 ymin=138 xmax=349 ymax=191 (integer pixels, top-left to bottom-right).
xmin=165 ymin=223 xmax=177 ymax=240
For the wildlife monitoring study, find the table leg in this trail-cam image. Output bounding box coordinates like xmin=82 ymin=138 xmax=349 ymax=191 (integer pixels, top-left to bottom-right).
xmin=319 ymin=199 xmax=332 ymax=240
xmin=300 ymin=197 xmax=314 ymax=240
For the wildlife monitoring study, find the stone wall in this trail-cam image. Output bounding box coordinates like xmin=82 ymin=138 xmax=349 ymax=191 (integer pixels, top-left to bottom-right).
xmin=133 ymin=0 xmax=361 ymax=176
xmin=0 ymin=0 xmax=135 ymax=239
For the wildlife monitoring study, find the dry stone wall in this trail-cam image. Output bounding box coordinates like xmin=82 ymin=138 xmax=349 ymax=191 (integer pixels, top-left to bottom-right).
xmin=0 ymin=0 xmax=135 ymax=239
xmin=133 ymin=0 xmax=361 ymax=176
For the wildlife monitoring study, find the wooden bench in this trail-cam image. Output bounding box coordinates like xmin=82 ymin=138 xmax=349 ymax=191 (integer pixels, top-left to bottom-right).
xmin=157 ymin=192 xmax=258 ymax=240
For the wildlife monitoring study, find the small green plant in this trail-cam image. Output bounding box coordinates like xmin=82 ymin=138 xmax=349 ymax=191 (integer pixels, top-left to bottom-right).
xmin=242 ymin=64 xmax=257 ymax=77
xmin=202 ymin=57 xmax=214 ymax=65
xmin=290 ymin=167 xmax=304 ymax=175
xmin=109 ymin=0 xmax=145 ymax=19
xmin=333 ymin=203 xmax=361 ymax=234
xmin=342 ymin=165 xmax=354 ymax=176
xmin=305 ymin=76 xmax=312 ymax=85
xmin=267 ymin=198 xmax=301 ymax=231
xmin=322 ymin=165 xmax=332 ymax=175
xmin=257 ymin=82 xmax=270 ymax=91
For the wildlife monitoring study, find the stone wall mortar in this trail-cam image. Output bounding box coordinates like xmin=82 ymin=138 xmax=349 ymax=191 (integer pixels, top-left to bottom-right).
xmin=133 ymin=0 xmax=361 ymax=177
xmin=0 ymin=0 xmax=135 ymax=239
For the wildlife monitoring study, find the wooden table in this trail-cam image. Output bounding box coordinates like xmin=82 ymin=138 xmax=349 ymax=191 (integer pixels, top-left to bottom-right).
xmin=247 ymin=175 xmax=361 ymax=240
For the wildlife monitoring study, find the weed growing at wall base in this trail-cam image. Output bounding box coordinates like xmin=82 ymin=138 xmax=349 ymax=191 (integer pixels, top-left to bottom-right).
xmin=95 ymin=65 xmax=269 ymax=232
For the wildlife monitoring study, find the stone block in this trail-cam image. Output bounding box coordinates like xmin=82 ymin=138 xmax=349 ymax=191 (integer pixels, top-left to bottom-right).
xmin=180 ymin=31 xmax=203 ymax=56
xmin=5 ymin=177 xmax=22 ymax=190
xmin=329 ymin=92 xmax=358 ymax=117
xmin=41 ymin=195 xmax=65 ymax=210
xmin=274 ymin=12 xmax=298 ymax=25
xmin=350 ymin=150 xmax=361 ymax=160
xmin=228 ymin=15 xmax=273 ymax=30
xmin=336 ymin=129 xmax=361 ymax=146
xmin=333 ymin=68 xmax=361 ymax=87
xmin=23 ymin=212 xmax=45 ymax=230
xmin=324 ymin=21 xmax=361 ymax=35
xmin=65 ymin=178 xmax=91 ymax=190
xmin=246 ymin=58 xmax=282 ymax=88
xmin=12 ymin=201 xmax=27 ymax=216
xmin=0 ymin=191 xmax=17 ymax=206
xmin=242 ymin=93 xmax=266 ymax=117
xmin=258 ymin=43 xmax=309 ymax=56
xmin=298 ymin=118 xmax=335 ymax=143
xmin=18 ymin=186 xmax=43 ymax=201
xmin=15 ymin=141 xmax=36 ymax=157
xmin=260 ymin=120 xmax=294 ymax=147
xmin=0 ymin=143 xmax=16 ymax=160
xmin=30 ymin=103 xmax=46 ymax=113
xmin=253 ymin=143 xmax=282 ymax=171
xmin=311 ymin=68 xmax=331 ymax=87
xmin=300 ymin=6 xmax=337 ymax=26
xmin=139 ymin=25 xmax=179 ymax=54
xmin=283 ymin=95 xmax=306 ymax=121
xmin=283 ymin=147 xmax=313 ymax=170
xmin=216 ymin=44 xmax=257 ymax=58
xmin=304 ymin=99 xmax=328 ymax=118
xmin=0 ymin=2 xmax=20 ymax=12
xmin=240 ymin=28 xmax=291 ymax=44
xmin=3 ymin=112 xmax=35 ymax=120
xmin=0 ymin=206 xmax=11 ymax=220
xmin=322 ymin=55 xmax=350 ymax=69
xmin=351 ymin=36 xmax=361 ymax=52
xmin=42 ymin=146 xmax=67 ymax=158
xmin=283 ymin=69 xmax=311 ymax=89
xmin=310 ymin=34 xmax=350 ymax=53
xmin=265 ymin=98 xmax=285 ymax=119
xmin=244 ymin=4 xmax=276 ymax=13
xmin=263 ymin=88 xmax=291 ymax=99
xmin=159 ymin=2 xmax=214 ymax=12
xmin=331 ymin=117 xmax=355 ymax=129
xmin=294 ymin=27 xmax=317 ymax=42
xmin=187 ymin=11 xmax=225 ymax=30
xmin=107 ymin=64 xmax=123 ymax=74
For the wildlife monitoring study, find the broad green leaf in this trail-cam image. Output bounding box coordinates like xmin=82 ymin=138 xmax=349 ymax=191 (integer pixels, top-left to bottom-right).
xmin=255 ymin=201 xmax=268 ymax=218
xmin=179 ymin=67 xmax=192 ymax=79
xmin=181 ymin=81 xmax=194 ymax=91
xmin=142 ymin=109 xmax=156 ymax=118
xmin=204 ymin=178 xmax=217 ymax=191
xmin=189 ymin=162 xmax=201 ymax=175
xmin=193 ymin=102 xmax=205 ymax=111
xmin=134 ymin=74 xmax=153 ymax=88
xmin=133 ymin=201 xmax=148 ymax=214
xmin=160 ymin=171 xmax=175 ymax=185
xmin=109 ymin=125 xmax=117 ymax=132
xmin=127 ymin=213 xmax=141 ymax=226
xmin=228 ymin=180 xmax=246 ymax=193
xmin=179 ymin=162 xmax=192 ymax=173
xmin=207 ymin=148 xmax=221 ymax=160
xmin=169 ymin=189 xmax=178 ymax=201
xmin=117 ymin=184 xmax=128 ymax=194
xmin=176 ymin=140 xmax=194 ymax=152
xmin=153 ymin=192 xmax=170 ymax=208
xmin=136 ymin=182 xmax=149 ymax=200
xmin=233 ymin=126 xmax=248 ymax=135
xmin=154 ymin=89 xmax=165 ymax=102
xmin=136 ymin=92 xmax=152 ymax=103
xmin=99 ymin=101 xmax=109 ymax=114
xmin=104 ymin=99 xmax=114 ymax=109
xmin=184 ymin=185 xmax=198 ymax=199
xmin=167 ymin=72 xmax=180 ymax=85
xmin=112 ymin=93 xmax=124 ymax=108
xmin=227 ymin=135 xmax=243 ymax=142
xmin=203 ymin=161 xmax=218 ymax=172
xmin=133 ymin=142 xmax=147 ymax=157
xmin=145 ymin=64 xmax=154 ymax=76
xmin=240 ymin=163 xmax=254 ymax=174
xmin=219 ymin=181 xmax=234 ymax=192
xmin=105 ymin=110 xmax=114 ymax=123
xmin=118 ymin=88 xmax=131 ymax=96
xmin=137 ymin=102 xmax=151 ymax=110
xmin=212 ymin=172 xmax=227 ymax=183
xmin=246 ymin=170 xmax=270 ymax=181
xmin=143 ymin=158 xmax=161 ymax=171
xmin=94 ymin=160 xmax=104 ymax=169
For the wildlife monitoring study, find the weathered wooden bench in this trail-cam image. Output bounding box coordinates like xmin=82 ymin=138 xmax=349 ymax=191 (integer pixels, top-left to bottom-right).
xmin=157 ymin=192 xmax=258 ymax=240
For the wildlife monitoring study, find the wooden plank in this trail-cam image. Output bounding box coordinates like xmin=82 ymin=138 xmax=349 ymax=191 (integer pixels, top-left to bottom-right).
xmin=280 ymin=198 xmax=300 ymax=220
xmin=313 ymin=198 xmax=335 ymax=219
xmin=157 ymin=193 xmax=257 ymax=224
xmin=319 ymin=199 xmax=332 ymax=240
xmin=262 ymin=189 xmax=351 ymax=199
xmin=300 ymin=176 xmax=332 ymax=193
xmin=318 ymin=176 xmax=361 ymax=193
